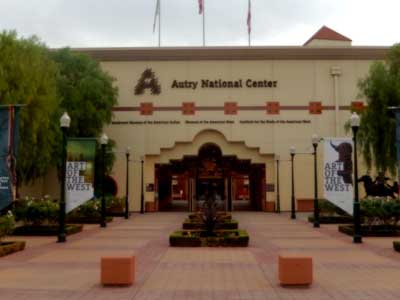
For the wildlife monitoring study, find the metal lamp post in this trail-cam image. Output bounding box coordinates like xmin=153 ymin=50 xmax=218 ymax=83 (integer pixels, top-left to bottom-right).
xmin=140 ymin=156 xmax=144 ymax=214
xmin=290 ymin=146 xmax=296 ymax=219
xmin=312 ymin=134 xmax=320 ymax=228
xmin=100 ymin=133 xmax=108 ymax=228
xmin=125 ymin=147 xmax=130 ymax=219
xmin=351 ymin=112 xmax=362 ymax=243
xmin=58 ymin=112 xmax=70 ymax=243
xmin=275 ymin=155 xmax=281 ymax=213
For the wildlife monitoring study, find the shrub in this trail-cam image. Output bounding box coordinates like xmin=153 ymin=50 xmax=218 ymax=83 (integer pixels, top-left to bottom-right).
xmin=13 ymin=196 xmax=122 ymax=225
xmin=13 ymin=224 xmax=83 ymax=236
xmin=382 ymin=200 xmax=400 ymax=226
xmin=13 ymin=197 xmax=58 ymax=226
xmin=0 ymin=241 xmax=25 ymax=257
xmin=107 ymin=196 xmax=125 ymax=212
xmin=68 ymin=196 xmax=119 ymax=219
xmin=0 ymin=211 xmax=15 ymax=242
xmin=68 ymin=199 xmax=101 ymax=219
xmin=308 ymin=215 xmax=353 ymax=224
xmin=318 ymin=199 xmax=348 ymax=216
xmin=338 ymin=224 xmax=400 ymax=237
xmin=394 ymin=241 xmax=400 ymax=252
xmin=183 ymin=218 xmax=239 ymax=230
xmin=169 ymin=229 xmax=249 ymax=247
xmin=360 ymin=198 xmax=400 ymax=229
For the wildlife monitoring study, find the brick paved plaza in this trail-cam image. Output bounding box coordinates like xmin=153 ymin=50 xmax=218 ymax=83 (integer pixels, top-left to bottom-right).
xmin=1 ymin=212 xmax=400 ymax=300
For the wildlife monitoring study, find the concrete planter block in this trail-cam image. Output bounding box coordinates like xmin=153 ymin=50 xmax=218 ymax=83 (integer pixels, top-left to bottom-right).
xmin=278 ymin=255 xmax=313 ymax=286
xmin=101 ymin=256 xmax=135 ymax=286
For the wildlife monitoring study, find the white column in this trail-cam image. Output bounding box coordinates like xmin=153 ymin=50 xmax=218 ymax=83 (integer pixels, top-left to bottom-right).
xmin=330 ymin=66 xmax=342 ymax=137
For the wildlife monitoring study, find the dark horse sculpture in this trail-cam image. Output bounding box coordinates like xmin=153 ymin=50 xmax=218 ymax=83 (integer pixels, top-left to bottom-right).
xmin=330 ymin=141 xmax=353 ymax=185
xmin=358 ymin=175 xmax=399 ymax=198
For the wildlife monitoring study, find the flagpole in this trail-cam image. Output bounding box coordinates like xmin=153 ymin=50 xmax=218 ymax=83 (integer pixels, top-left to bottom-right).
xmin=203 ymin=0 xmax=205 ymax=46
xmin=158 ymin=0 xmax=161 ymax=47
xmin=247 ymin=0 xmax=251 ymax=47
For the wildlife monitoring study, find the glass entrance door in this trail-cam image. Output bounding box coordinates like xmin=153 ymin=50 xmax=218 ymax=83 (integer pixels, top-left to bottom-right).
xmin=232 ymin=175 xmax=251 ymax=210
xmin=196 ymin=179 xmax=225 ymax=210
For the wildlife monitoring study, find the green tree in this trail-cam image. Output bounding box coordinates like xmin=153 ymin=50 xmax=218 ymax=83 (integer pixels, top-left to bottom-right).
xmin=51 ymin=48 xmax=118 ymax=189
xmin=51 ymin=48 xmax=118 ymax=138
xmin=0 ymin=32 xmax=119 ymax=194
xmin=357 ymin=44 xmax=400 ymax=175
xmin=0 ymin=30 xmax=60 ymax=185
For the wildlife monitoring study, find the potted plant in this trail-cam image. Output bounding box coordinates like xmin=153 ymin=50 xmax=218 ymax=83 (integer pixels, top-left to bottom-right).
xmin=0 ymin=211 xmax=25 ymax=257
xmin=170 ymin=185 xmax=249 ymax=247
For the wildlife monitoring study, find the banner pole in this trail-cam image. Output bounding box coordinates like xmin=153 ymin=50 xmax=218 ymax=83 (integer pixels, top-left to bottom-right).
xmin=57 ymin=128 xmax=67 ymax=243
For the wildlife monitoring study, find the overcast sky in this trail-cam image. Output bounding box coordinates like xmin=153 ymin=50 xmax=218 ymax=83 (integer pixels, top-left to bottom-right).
xmin=0 ymin=0 xmax=399 ymax=48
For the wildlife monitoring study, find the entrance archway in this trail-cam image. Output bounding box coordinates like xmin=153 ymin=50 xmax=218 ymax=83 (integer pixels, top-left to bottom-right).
xmin=156 ymin=142 xmax=266 ymax=212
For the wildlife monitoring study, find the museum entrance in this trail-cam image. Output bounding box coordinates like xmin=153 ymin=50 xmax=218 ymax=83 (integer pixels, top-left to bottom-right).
xmin=156 ymin=143 xmax=265 ymax=212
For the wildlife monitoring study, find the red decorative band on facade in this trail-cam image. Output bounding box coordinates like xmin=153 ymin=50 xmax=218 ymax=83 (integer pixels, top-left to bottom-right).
xmin=112 ymin=103 xmax=361 ymax=113
xmin=309 ymin=102 xmax=322 ymax=114
xmin=140 ymin=103 xmax=153 ymax=115
xmin=154 ymin=106 xmax=181 ymax=111
xmin=182 ymin=102 xmax=196 ymax=115
xmin=280 ymin=106 xmax=308 ymax=110
xmin=267 ymin=102 xmax=280 ymax=114
xmin=224 ymin=102 xmax=238 ymax=115
xmin=351 ymin=101 xmax=364 ymax=112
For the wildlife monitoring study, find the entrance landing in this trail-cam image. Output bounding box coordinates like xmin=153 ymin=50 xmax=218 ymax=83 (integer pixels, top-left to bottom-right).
xmin=1 ymin=213 xmax=400 ymax=299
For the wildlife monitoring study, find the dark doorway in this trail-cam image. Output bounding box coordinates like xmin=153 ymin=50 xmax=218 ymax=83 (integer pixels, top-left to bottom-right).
xmin=156 ymin=143 xmax=266 ymax=211
xmin=197 ymin=179 xmax=224 ymax=201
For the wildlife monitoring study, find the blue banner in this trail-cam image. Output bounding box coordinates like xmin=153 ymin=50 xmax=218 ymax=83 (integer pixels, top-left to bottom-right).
xmin=0 ymin=106 xmax=20 ymax=211
xmin=395 ymin=110 xmax=400 ymax=182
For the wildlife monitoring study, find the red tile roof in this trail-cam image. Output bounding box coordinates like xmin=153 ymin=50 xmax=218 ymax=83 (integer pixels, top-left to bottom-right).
xmin=304 ymin=26 xmax=352 ymax=46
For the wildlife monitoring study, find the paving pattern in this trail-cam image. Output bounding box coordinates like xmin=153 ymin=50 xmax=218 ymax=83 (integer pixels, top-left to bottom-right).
xmin=1 ymin=212 xmax=400 ymax=300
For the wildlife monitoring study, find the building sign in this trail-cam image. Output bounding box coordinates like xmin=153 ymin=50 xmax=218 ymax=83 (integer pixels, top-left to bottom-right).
xmin=134 ymin=68 xmax=161 ymax=95
xmin=171 ymin=79 xmax=277 ymax=90
xmin=0 ymin=106 xmax=20 ymax=211
xmin=133 ymin=68 xmax=278 ymax=95
xmin=112 ymin=119 xmax=311 ymax=125
xmin=323 ymin=137 xmax=353 ymax=215
xmin=65 ymin=138 xmax=96 ymax=213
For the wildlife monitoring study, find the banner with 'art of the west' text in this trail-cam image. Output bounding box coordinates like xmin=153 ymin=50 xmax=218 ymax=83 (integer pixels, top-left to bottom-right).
xmin=0 ymin=106 xmax=20 ymax=211
xmin=65 ymin=138 xmax=96 ymax=213
xmin=323 ymin=137 xmax=354 ymax=215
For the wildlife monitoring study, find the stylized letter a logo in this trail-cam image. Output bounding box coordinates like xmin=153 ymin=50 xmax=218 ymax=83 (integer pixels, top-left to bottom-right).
xmin=134 ymin=68 xmax=161 ymax=95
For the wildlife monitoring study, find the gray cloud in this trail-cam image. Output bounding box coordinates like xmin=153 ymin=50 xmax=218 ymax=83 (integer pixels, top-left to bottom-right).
xmin=0 ymin=0 xmax=398 ymax=48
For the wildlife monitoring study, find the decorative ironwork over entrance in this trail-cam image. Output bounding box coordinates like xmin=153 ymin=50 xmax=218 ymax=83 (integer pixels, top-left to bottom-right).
xmin=155 ymin=143 xmax=265 ymax=212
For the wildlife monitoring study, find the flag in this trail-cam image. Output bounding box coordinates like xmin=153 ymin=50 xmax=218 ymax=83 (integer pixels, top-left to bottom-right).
xmin=198 ymin=0 xmax=203 ymax=14
xmin=247 ymin=0 xmax=251 ymax=34
xmin=153 ymin=0 xmax=160 ymax=33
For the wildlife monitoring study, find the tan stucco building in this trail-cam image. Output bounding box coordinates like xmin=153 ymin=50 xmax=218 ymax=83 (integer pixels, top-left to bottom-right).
xmin=24 ymin=26 xmax=389 ymax=212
